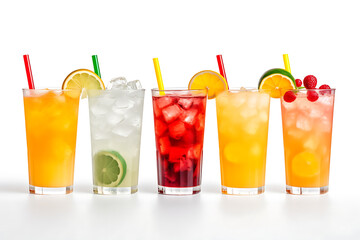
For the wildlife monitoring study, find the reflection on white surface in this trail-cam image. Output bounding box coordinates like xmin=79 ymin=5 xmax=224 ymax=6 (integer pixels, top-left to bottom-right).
xmin=0 ymin=182 xmax=359 ymax=240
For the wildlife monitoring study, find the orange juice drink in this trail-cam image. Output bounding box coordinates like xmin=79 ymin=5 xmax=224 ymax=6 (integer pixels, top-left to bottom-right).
xmin=216 ymin=89 xmax=270 ymax=195
xmin=23 ymin=89 xmax=81 ymax=194
xmin=281 ymin=88 xmax=335 ymax=194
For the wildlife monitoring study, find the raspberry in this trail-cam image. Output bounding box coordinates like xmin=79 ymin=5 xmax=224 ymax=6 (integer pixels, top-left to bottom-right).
xmin=303 ymin=75 xmax=317 ymax=89
xmin=307 ymin=91 xmax=319 ymax=102
xmin=295 ymin=79 xmax=302 ymax=87
xmin=283 ymin=91 xmax=296 ymax=103
xmin=319 ymin=84 xmax=331 ymax=95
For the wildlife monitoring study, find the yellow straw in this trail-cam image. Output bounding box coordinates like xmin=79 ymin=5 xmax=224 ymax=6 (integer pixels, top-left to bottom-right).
xmin=153 ymin=58 xmax=165 ymax=95
xmin=283 ymin=54 xmax=291 ymax=73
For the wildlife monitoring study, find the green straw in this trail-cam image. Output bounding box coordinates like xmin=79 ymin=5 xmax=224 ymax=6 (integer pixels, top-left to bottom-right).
xmin=92 ymin=55 xmax=101 ymax=78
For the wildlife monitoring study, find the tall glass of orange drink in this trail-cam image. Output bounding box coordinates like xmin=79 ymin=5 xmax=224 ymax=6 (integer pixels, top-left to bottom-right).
xmin=216 ymin=89 xmax=270 ymax=195
xmin=281 ymin=88 xmax=335 ymax=194
xmin=23 ymin=89 xmax=81 ymax=194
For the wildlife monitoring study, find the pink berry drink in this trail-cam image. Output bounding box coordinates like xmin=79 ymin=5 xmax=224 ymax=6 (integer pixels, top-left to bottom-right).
xmin=152 ymin=89 xmax=207 ymax=195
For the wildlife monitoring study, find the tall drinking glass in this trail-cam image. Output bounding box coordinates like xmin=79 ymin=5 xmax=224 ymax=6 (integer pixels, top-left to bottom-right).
xmin=281 ymin=88 xmax=335 ymax=194
xmin=88 ymin=89 xmax=145 ymax=194
xmin=23 ymin=89 xmax=81 ymax=194
xmin=216 ymin=89 xmax=270 ymax=195
xmin=152 ymin=89 xmax=207 ymax=195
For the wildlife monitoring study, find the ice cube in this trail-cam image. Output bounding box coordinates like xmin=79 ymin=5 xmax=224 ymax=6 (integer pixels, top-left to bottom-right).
xmin=158 ymin=136 xmax=171 ymax=155
xmin=90 ymin=103 xmax=108 ymax=115
xmin=320 ymin=116 xmax=332 ymax=132
xmin=244 ymin=121 xmax=259 ymax=135
xmin=187 ymin=144 xmax=202 ymax=160
xmin=156 ymin=97 xmax=174 ymax=109
xmin=181 ymin=130 xmax=195 ymax=145
xmin=250 ymin=143 xmax=262 ymax=156
xmin=107 ymin=112 xmax=125 ymax=125
xmin=178 ymin=98 xmax=193 ymax=110
xmin=318 ymin=96 xmax=333 ymax=106
xmin=303 ymin=137 xmax=319 ymax=151
xmin=179 ymin=109 xmax=198 ymax=126
xmin=295 ymin=116 xmax=311 ymax=131
xmin=240 ymin=108 xmax=258 ymax=119
xmin=232 ymin=93 xmax=247 ymax=108
xmin=162 ymin=104 xmax=182 ymax=123
xmin=168 ymin=147 xmax=187 ymax=163
xmin=259 ymin=111 xmax=269 ymax=122
xmin=246 ymin=92 xmax=258 ymax=108
xmin=179 ymin=158 xmax=193 ymax=171
xmin=194 ymin=113 xmax=205 ymax=131
xmin=127 ymin=80 xmax=142 ymax=90
xmin=111 ymin=123 xmax=133 ymax=137
xmin=257 ymin=93 xmax=270 ymax=110
xmin=309 ymin=107 xmax=322 ymax=118
xmin=155 ymin=119 xmax=168 ymax=136
xmin=168 ymin=120 xmax=186 ymax=140
xmin=287 ymin=129 xmax=304 ymax=139
xmin=108 ymin=77 xmax=127 ymax=89
xmin=112 ymin=98 xmax=135 ymax=113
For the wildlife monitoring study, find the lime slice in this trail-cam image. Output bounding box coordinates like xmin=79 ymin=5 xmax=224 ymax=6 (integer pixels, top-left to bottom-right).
xmin=258 ymin=68 xmax=296 ymax=98
xmin=62 ymin=69 xmax=105 ymax=98
xmin=93 ymin=151 xmax=127 ymax=187
xmin=189 ymin=70 xmax=228 ymax=99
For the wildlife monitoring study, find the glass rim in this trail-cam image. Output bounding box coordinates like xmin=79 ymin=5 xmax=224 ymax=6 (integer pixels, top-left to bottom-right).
xmin=22 ymin=88 xmax=81 ymax=92
xmin=224 ymin=88 xmax=265 ymax=92
xmin=151 ymin=88 xmax=207 ymax=92
xmin=285 ymin=88 xmax=336 ymax=92
xmin=87 ymin=88 xmax=145 ymax=92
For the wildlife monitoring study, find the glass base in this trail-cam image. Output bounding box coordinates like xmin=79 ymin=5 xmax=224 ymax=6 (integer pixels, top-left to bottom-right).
xmin=29 ymin=185 xmax=73 ymax=195
xmin=158 ymin=185 xmax=201 ymax=195
xmin=221 ymin=186 xmax=265 ymax=195
xmin=93 ymin=185 xmax=138 ymax=195
xmin=286 ymin=185 xmax=328 ymax=195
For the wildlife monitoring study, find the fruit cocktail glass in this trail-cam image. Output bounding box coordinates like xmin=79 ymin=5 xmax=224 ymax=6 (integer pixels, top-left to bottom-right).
xmin=88 ymin=89 xmax=145 ymax=194
xmin=216 ymin=89 xmax=271 ymax=195
xmin=23 ymin=89 xmax=81 ymax=194
xmin=152 ymin=89 xmax=207 ymax=195
xmin=281 ymin=88 xmax=335 ymax=194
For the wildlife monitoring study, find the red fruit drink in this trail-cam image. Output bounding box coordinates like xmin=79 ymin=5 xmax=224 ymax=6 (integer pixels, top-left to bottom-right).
xmin=152 ymin=89 xmax=207 ymax=195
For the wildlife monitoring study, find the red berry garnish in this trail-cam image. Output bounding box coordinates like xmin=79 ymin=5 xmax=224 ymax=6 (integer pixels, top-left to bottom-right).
xmin=319 ymin=84 xmax=330 ymax=89
xmin=303 ymin=75 xmax=317 ymax=89
xmin=307 ymin=90 xmax=319 ymax=102
xmin=295 ymin=79 xmax=302 ymax=87
xmin=319 ymin=84 xmax=331 ymax=95
xmin=283 ymin=91 xmax=296 ymax=103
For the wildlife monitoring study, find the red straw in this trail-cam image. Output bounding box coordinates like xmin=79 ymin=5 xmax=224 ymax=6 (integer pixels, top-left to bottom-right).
xmin=216 ymin=54 xmax=227 ymax=81
xmin=23 ymin=55 xmax=35 ymax=89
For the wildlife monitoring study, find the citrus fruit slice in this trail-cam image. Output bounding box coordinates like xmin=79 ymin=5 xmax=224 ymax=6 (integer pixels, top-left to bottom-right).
xmin=189 ymin=70 xmax=228 ymax=99
xmin=62 ymin=69 xmax=105 ymax=98
xmin=93 ymin=151 xmax=127 ymax=187
xmin=291 ymin=151 xmax=320 ymax=178
xmin=258 ymin=68 xmax=296 ymax=98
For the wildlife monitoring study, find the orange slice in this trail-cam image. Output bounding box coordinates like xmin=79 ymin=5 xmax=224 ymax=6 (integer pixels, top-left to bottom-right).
xmin=189 ymin=70 xmax=228 ymax=99
xmin=62 ymin=69 xmax=105 ymax=98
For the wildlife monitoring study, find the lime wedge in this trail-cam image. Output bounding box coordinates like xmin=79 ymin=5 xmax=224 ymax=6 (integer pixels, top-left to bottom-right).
xmin=93 ymin=151 xmax=127 ymax=187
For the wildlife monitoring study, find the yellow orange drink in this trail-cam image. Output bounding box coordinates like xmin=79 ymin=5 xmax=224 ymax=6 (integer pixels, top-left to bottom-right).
xmin=281 ymin=89 xmax=335 ymax=194
xmin=23 ymin=89 xmax=81 ymax=194
xmin=216 ymin=89 xmax=270 ymax=195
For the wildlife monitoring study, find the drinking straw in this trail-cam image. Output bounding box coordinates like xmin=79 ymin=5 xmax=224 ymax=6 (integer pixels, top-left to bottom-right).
xmin=216 ymin=54 xmax=227 ymax=81
xmin=23 ymin=55 xmax=35 ymax=89
xmin=283 ymin=54 xmax=291 ymax=73
xmin=153 ymin=58 xmax=165 ymax=95
xmin=92 ymin=55 xmax=101 ymax=78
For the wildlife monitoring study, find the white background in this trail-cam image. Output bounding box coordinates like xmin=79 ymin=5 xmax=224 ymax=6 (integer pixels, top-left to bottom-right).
xmin=0 ymin=0 xmax=359 ymax=239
